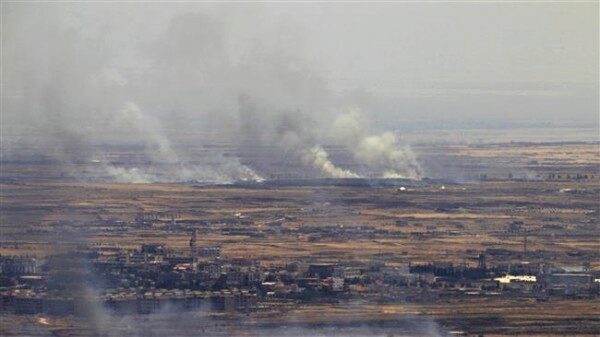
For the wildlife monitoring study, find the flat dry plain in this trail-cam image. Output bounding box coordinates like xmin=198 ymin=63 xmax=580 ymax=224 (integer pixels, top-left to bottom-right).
xmin=0 ymin=142 xmax=599 ymax=336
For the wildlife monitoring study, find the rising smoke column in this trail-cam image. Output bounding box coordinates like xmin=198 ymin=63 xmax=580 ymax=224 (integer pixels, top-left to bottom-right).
xmin=2 ymin=5 xmax=264 ymax=184
xmin=236 ymin=95 xmax=358 ymax=179
xmin=101 ymin=100 xmax=264 ymax=183
xmin=302 ymin=145 xmax=359 ymax=178
xmin=333 ymin=108 xmax=423 ymax=179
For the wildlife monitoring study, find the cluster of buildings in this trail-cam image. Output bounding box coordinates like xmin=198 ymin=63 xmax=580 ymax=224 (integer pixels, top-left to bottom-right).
xmin=1 ymin=225 xmax=598 ymax=317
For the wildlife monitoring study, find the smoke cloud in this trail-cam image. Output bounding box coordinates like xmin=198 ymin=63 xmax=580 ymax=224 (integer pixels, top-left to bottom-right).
xmin=333 ymin=109 xmax=423 ymax=179
xmin=236 ymin=95 xmax=359 ymax=179
xmin=2 ymin=3 xmax=422 ymax=183
xmin=303 ymin=146 xmax=359 ymax=178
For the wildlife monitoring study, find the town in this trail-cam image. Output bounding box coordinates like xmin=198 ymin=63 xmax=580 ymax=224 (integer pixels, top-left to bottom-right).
xmin=2 ymin=215 xmax=598 ymax=317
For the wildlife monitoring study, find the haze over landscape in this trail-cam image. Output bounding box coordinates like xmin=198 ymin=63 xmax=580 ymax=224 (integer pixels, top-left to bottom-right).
xmin=0 ymin=2 xmax=598 ymax=337
xmin=2 ymin=2 xmax=598 ymax=183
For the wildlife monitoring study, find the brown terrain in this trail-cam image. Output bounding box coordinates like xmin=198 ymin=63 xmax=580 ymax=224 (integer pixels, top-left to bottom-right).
xmin=0 ymin=141 xmax=599 ymax=336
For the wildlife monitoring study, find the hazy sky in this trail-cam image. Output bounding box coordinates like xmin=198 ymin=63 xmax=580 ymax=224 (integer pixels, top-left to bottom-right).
xmin=2 ymin=2 xmax=598 ymax=140
xmin=290 ymin=3 xmax=598 ymax=127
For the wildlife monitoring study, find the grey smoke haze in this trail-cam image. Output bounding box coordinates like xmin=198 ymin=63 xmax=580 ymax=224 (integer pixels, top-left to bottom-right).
xmin=2 ymin=2 xmax=598 ymax=182
xmin=237 ymin=95 xmax=359 ymax=178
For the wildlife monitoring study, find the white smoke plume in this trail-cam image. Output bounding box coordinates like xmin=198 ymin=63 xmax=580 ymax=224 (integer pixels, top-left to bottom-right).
xmin=356 ymin=132 xmax=422 ymax=179
xmin=102 ymin=166 xmax=155 ymax=184
xmin=111 ymin=101 xmax=179 ymax=164
xmin=333 ymin=109 xmax=423 ymax=179
xmin=303 ymin=146 xmax=359 ymax=178
xmin=96 ymin=158 xmax=263 ymax=184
